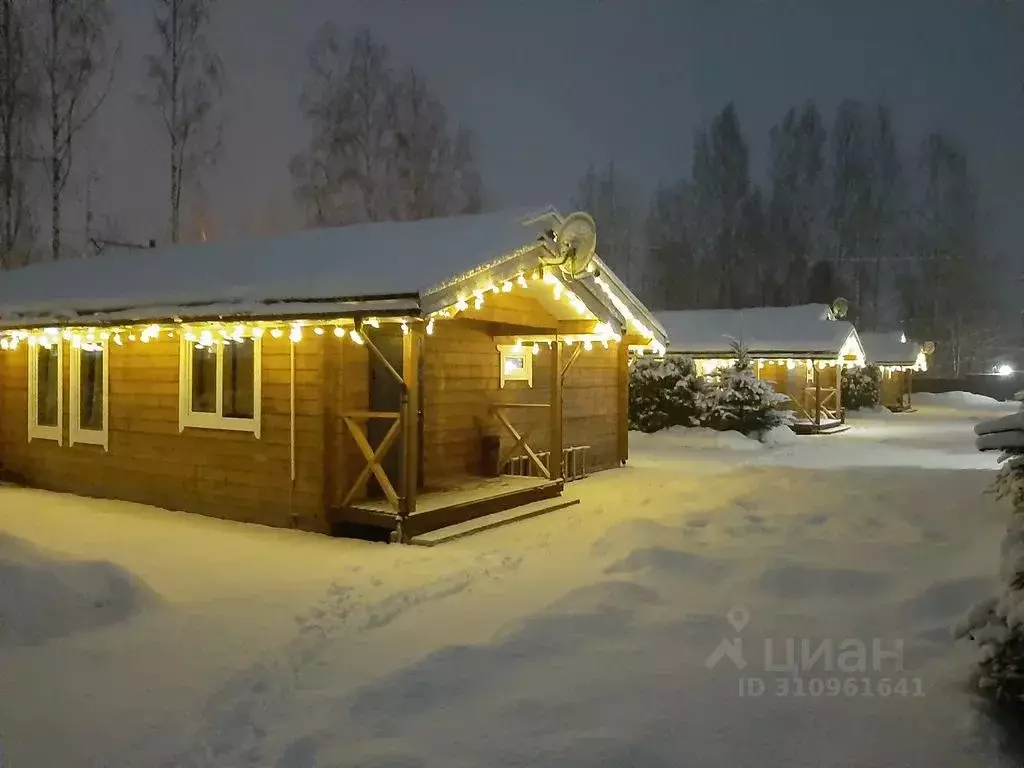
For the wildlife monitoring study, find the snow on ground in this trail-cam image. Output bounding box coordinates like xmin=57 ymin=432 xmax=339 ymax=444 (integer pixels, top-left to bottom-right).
xmin=915 ymin=391 xmax=1015 ymax=412
xmin=0 ymin=533 xmax=156 ymax=647
xmin=0 ymin=397 xmax=1021 ymax=767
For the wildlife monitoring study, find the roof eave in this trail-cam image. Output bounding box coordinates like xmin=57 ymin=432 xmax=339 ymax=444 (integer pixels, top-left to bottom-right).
xmin=0 ymin=294 xmax=423 ymax=330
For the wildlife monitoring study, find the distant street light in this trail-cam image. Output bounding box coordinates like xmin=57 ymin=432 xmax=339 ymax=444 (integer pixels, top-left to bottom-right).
xmin=996 ymin=364 xmax=1015 ymax=377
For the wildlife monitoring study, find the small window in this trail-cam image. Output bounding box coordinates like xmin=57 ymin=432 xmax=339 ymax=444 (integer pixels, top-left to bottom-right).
xmin=179 ymin=337 xmax=262 ymax=436
xmin=28 ymin=340 xmax=63 ymax=443
xmin=497 ymin=344 xmax=533 ymax=388
xmin=70 ymin=341 xmax=109 ymax=449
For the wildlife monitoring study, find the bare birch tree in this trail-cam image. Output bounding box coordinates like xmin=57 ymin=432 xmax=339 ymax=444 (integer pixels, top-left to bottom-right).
xmin=0 ymin=0 xmax=37 ymax=267
xmin=40 ymin=0 xmax=114 ymax=261
xmin=143 ymin=0 xmax=222 ymax=244
xmin=292 ymin=25 xmax=482 ymax=226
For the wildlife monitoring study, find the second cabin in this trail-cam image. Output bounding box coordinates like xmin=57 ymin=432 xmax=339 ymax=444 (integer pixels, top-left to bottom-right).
xmin=859 ymin=332 xmax=928 ymax=412
xmin=653 ymin=304 xmax=865 ymax=434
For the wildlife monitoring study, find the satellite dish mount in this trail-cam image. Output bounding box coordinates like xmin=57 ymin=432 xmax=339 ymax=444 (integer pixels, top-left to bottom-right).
xmin=540 ymin=211 xmax=597 ymax=280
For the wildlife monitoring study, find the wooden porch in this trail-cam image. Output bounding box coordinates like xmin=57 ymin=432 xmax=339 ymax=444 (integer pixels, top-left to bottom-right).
xmin=328 ymin=316 xmax=590 ymax=542
xmin=785 ymin=364 xmax=848 ymax=434
xmin=330 ymin=474 xmax=567 ymax=539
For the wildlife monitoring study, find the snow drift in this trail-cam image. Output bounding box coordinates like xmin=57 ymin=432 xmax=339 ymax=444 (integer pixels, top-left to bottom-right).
xmin=0 ymin=533 xmax=156 ymax=647
xmin=915 ymin=392 xmax=1014 ymax=411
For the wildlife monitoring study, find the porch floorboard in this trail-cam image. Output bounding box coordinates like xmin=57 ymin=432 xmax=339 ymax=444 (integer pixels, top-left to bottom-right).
xmin=330 ymin=475 xmax=565 ymax=539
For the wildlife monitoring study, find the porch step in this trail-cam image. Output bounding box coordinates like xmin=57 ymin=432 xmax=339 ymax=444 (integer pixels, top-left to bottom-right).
xmin=791 ymin=421 xmax=850 ymax=435
xmin=408 ymin=497 xmax=580 ymax=546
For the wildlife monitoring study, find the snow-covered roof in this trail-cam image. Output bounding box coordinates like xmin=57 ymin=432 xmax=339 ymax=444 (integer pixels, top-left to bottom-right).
xmin=859 ymin=332 xmax=923 ymax=366
xmin=655 ymin=305 xmax=861 ymax=358
xmin=0 ymin=208 xmax=663 ymax=341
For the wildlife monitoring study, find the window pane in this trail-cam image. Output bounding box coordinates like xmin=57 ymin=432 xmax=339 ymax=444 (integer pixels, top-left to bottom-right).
xmin=79 ymin=348 xmax=104 ymax=431
xmin=36 ymin=346 xmax=59 ymax=427
xmin=191 ymin=345 xmax=218 ymax=414
xmin=503 ymin=355 xmax=525 ymax=375
xmin=223 ymin=339 xmax=255 ymax=419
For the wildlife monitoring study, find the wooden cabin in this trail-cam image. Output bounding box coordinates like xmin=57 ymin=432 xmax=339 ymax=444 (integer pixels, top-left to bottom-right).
xmin=653 ymin=305 xmax=865 ymax=434
xmin=859 ymin=332 xmax=927 ymax=412
xmin=0 ymin=208 xmax=666 ymax=542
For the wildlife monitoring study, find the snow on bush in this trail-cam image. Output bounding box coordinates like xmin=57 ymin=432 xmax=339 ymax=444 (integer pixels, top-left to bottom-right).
xmin=759 ymin=424 xmax=800 ymax=447
xmin=842 ymin=365 xmax=880 ymax=411
xmin=956 ymin=396 xmax=1024 ymax=704
xmin=628 ymin=356 xmax=709 ymax=433
xmin=0 ymin=533 xmax=156 ymax=647
xmin=704 ymin=344 xmax=794 ymax=436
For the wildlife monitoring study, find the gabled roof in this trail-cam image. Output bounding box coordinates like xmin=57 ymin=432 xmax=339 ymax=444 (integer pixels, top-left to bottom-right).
xmin=859 ymin=332 xmax=923 ymax=366
xmin=655 ymin=305 xmax=861 ymax=358
xmin=0 ymin=208 xmax=664 ymax=343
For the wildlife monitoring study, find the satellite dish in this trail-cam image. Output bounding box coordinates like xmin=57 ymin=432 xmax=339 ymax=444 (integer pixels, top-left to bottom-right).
xmin=831 ymin=297 xmax=849 ymax=319
xmin=923 ymin=341 xmax=936 ymax=355
xmin=541 ymin=211 xmax=597 ymax=279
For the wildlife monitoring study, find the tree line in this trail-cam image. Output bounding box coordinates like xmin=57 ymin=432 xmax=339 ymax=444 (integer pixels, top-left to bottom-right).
xmin=578 ymin=101 xmax=997 ymax=376
xmin=0 ymin=5 xmax=479 ymax=265
xmin=0 ymin=5 xmax=997 ymax=375
xmin=0 ymin=0 xmax=223 ymax=265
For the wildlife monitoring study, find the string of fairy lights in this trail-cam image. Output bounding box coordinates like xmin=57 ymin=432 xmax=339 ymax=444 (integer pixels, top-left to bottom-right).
xmin=0 ymin=264 xmax=667 ymax=355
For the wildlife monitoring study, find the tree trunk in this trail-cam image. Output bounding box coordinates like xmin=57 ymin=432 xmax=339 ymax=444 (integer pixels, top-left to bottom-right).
xmin=49 ymin=0 xmax=60 ymax=260
xmin=169 ymin=0 xmax=179 ymax=243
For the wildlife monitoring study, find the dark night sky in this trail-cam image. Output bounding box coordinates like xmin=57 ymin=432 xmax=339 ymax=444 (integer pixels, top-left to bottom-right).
xmin=89 ymin=0 xmax=1023 ymax=269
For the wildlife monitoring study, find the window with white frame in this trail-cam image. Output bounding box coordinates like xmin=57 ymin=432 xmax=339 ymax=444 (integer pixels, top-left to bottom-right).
xmin=70 ymin=340 xmax=109 ymax=449
xmin=28 ymin=341 xmax=63 ymax=443
xmin=179 ymin=336 xmax=262 ymax=436
xmin=497 ymin=344 xmax=533 ymax=388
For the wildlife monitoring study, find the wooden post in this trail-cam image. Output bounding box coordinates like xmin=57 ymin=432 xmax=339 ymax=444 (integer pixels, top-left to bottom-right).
xmin=399 ymin=327 xmax=421 ymax=535
xmin=835 ymin=364 xmax=843 ymax=422
xmin=907 ymin=370 xmax=913 ymax=409
xmin=548 ymin=338 xmax=563 ymax=481
xmin=617 ymin=341 xmax=629 ymax=465
xmin=813 ymin=366 xmax=821 ymax=427
xmin=321 ymin=333 xmax=339 ymax=514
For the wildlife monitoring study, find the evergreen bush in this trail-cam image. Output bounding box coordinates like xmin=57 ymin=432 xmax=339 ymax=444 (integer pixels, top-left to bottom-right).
xmin=957 ymin=394 xmax=1024 ymax=705
xmin=842 ymin=365 xmax=881 ymax=410
xmin=627 ymin=355 xmax=709 ymax=433
xmin=704 ymin=343 xmax=794 ymax=434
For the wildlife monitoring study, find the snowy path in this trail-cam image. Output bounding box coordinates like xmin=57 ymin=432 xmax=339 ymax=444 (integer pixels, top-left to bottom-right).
xmin=0 ymin=403 xmax=1020 ymax=767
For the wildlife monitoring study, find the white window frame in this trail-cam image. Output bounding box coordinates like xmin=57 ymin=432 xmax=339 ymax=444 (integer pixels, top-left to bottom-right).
xmin=28 ymin=340 xmax=64 ymax=445
xmin=179 ymin=336 xmax=262 ymax=437
xmin=70 ymin=340 xmax=109 ymax=450
xmin=497 ymin=344 xmax=533 ymax=388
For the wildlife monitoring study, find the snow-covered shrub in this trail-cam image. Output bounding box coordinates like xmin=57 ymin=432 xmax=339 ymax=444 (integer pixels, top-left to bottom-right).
xmin=956 ymin=395 xmax=1024 ymax=704
xmin=628 ymin=356 xmax=709 ymax=433
xmin=704 ymin=344 xmax=793 ymax=435
xmin=841 ymin=365 xmax=881 ymax=410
